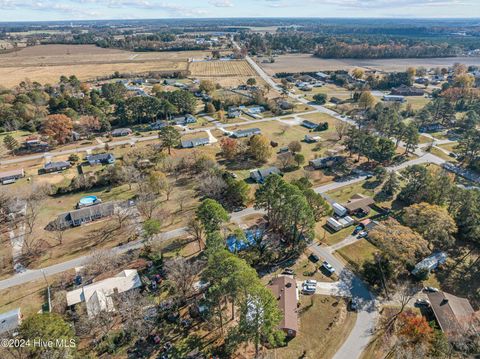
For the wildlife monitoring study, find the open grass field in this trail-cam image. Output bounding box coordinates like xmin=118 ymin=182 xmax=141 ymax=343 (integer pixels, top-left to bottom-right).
xmin=260 ymin=54 xmax=480 ymax=74
xmin=267 ymin=295 xmax=356 ymax=359
xmin=336 ymin=239 xmax=379 ymax=270
xmin=300 ymin=84 xmax=353 ymax=102
xmin=0 ymin=45 xmax=212 ymax=87
xmin=189 ymin=59 xmax=263 ymax=87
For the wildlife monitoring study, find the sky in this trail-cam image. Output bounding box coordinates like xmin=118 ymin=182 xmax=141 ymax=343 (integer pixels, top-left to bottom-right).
xmin=0 ymin=0 xmax=479 ymax=21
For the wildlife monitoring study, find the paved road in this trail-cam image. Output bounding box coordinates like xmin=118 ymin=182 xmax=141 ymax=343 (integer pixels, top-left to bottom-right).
xmin=0 ymin=110 xmax=319 ymax=167
xmin=0 ymin=208 xmax=255 ymax=291
xmin=309 ymin=242 xmax=378 ymax=359
xmin=245 ymin=53 xmax=383 ymax=359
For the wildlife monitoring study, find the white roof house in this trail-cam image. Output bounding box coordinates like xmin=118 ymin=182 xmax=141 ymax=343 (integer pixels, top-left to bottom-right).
xmin=412 ymin=252 xmax=448 ymax=276
xmin=66 ymin=269 xmax=141 ymax=318
xmin=0 ymin=308 xmax=21 ymax=334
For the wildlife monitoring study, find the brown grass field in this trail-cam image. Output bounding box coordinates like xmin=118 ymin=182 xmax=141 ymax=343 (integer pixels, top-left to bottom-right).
xmin=261 ymin=53 xmax=480 ymax=74
xmin=189 ymin=59 xmax=264 ymax=87
xmin=0 ymin=45 xmax=212 ymax=87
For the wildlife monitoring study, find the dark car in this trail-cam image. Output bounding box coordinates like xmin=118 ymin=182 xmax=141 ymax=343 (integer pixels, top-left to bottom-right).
xmin=309 ymin=254 xmax=320 ymax=263
xmin=282 ymin=268 xmax=295 ymax=275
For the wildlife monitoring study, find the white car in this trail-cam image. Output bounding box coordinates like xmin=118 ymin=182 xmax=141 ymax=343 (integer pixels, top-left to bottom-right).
xmin=302 ymin=285 xmax=316 ymax=294
xmin=304 ymin=279 xmax=317 ymax=287
xmin=322 ymin=261 xmax=336 ymax=274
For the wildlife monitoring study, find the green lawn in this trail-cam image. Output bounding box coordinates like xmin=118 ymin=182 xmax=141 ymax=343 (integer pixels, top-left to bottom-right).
xmin=437 ymin=142 xmax=458 ymax=153
xmin=430 ymin=147 xmax=456 ymax=162
xmin=301 ymin=84 xmax=353 ymax=103
xmin=336 ymin=239 xmax=378 ymax=270
xmin=269 ymin=295 xmax=356 ymax=359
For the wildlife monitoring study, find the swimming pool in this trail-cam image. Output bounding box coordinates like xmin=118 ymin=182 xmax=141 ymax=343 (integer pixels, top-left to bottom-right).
xmin=78 ymin=195 xmax=101 ymax=207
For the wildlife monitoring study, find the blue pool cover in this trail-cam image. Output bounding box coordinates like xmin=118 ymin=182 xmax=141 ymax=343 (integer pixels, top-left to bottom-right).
xmin=226 ymin=228 xmax=263 ymax=253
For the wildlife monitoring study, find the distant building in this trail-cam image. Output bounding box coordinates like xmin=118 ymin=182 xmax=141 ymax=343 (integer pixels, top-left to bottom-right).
xmin=181 ymin=137 xmax=210 ymax=148
xmin=332 ymin=203 xmax=347 ymax=217
xmin=23 ymin=138 xmax=49 ymax=152
xmin=173 ymin=114 xmax=197 ymax=126
xmin=383 ymin=95 xmax=405 ymax=103
xmin=0 ymin=168 xmax=25 ymax=185
xmin=419 ymin=123 xmax=445 ymax=133
xmin=309 ymin=156 xmax=345 ymax=170
xmin=149 ymin=121 xmax=168 ymax=130
xmin=302 ymin=120 xmax=318 ymax=130
xmin=427 ymin=291 xmax=478 ymax=338
xmin=231 ymin=128 xmax=261 ymax=138
xmin=330 ymin=97 xmax=343 ymax=104
xmin=247 ymin=106 xmax=265 ymax=115
xmin=228 ymin=107 xmax=242 ymax=118
xmin=250 ymin=167 xmax=281 ymax=183
xmin=40 ymin=161 xmax=71 ymax=174
xmin=0 ymin=308 xmax=21 ymax=334
xmin=391 ymin=84 xmax=424 ymax=96
xmin=412 ymin=252 xmax=447 ymax=276
xmin=268 ymin=276 xmax=299 ymax=338
xmin=415 ymin=78 xmax=429 ymax=85
xmin=50 ymin=202 xmax=115 ymax=229
xmin=343 ymin=194 xmax=375 ymax=216
xmin=66 ymin=270 xmax=142 ymax=318
xmin=86 ymin=153 xmax=116 ymax=166
xmin=111 ymin=128 xmax=132 ymax=137
xmin=316 ymin=72 xmax=330 ymax=81
xmin=326 ymin=216 xmax=355 ymax=232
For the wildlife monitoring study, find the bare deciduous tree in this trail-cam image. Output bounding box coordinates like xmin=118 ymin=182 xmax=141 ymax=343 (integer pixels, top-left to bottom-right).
xmin=198 ymin=174 xmax=227 ymax=201
xmin=335 ymin=121 xmax=351 ymax=140
xmin=187 ymin=218 xmax=205 ymax=251
xmin=165 ymin=258 xmax=203 ymax=304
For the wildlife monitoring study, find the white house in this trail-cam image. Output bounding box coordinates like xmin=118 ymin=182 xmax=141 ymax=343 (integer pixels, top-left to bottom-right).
xmin=66 ymin=269 xmax=142 ymax=317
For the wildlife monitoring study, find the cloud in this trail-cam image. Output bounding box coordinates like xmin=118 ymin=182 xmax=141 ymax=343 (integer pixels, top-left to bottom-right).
xmin=209 ymin=0 xmax=234 ymax=7
xmin=307 ymin=0 xmax=471 ymax=9
xmin=0 ymin=0 xmax=209 ymax=18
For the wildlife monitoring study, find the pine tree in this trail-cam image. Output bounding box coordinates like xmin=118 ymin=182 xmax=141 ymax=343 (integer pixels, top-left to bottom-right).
xmin=3 ymin=134 xmax=19 ymax=154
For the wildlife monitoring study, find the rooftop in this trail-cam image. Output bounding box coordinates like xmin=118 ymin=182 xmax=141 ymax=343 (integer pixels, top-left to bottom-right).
xmin=427 ymin=291 xmax=477 ymax=336
xmin=268 ymin=276 xmax=298 ymax=335
xmin=0 ymin=308 xmax=21 ymax=334
xmin=67 ymin=269 xmax=141 ymax=318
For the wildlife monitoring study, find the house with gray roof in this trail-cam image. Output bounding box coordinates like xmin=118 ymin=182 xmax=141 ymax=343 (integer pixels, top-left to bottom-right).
xmin=302 ymin=120 xmax=318 ymax=129
xmin=250 ymin=167 xmax=281 ymax=183
xmin=173 ymin=114 xmax=197 ymax=126
xmin=49 ymin=202 xmax=115 ymax=229
xmin=231 ymin=128 xmax=261 ymax=138
xmin=0 ymin=169 xmax=24 ymax=185
xmin=86 ymin=153 xmax=116 ymax=166
xmin=309 ymin=156 xmax=346 ymax=170
xmin=111 ymin=128 xmax=132 ymax=137
xmin=181 ymin=137 xmax=210 ymax=148
xmin=40 ymin=161 xmax=71 ymax=174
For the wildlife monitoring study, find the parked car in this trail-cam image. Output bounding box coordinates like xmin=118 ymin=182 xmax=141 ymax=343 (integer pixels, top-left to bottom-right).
xmin=357 ymin=231 xmax=368 ymax=239
xmin=322 ymin=261 xmax=335 ymax=274
xmin=415 ymin=299 xmax=431 ymax=307
xmin=309 ymin=254 xmax=320 ymax=263
xmin=349 ymin=298 xmax=359 ymax=312
xmin=302 ymin=284 xmax=316 ymax=294
xmin=304 ymin=279 xmax=317 ymax=286
xmin=423 ymin=286 xmax=439 ymax=293
xmin=282 ymin=268 xmax=295 ymax=275
xmin=352 ymin=225 xmax=363 ymax=235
